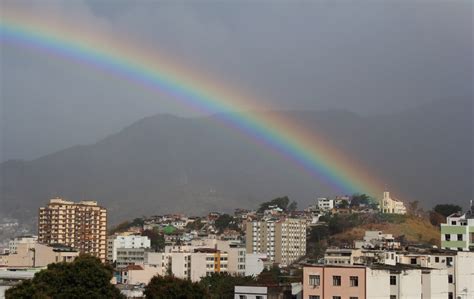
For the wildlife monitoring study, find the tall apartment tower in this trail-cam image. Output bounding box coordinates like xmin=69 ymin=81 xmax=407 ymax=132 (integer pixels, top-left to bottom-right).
xmin=38 ymin=198 xmax=107 ymax=262
xmin=246 ymin=218 xmax=306 ymax=267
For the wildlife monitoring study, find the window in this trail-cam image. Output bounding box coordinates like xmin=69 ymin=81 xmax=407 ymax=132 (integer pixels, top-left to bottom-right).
xmin=239 ymin=296 xmax=246 ymax=299
xmin=445 ymin=234 xmax=450 ymax=241
xmin=333 ymin=276 xmax=341 ymax=286
xmin=350 ymin=297 xmax=358 ymax=299
xmin=448 ymin=275 xmax=453 ymax=283
xmin=333 ymin=297 xmax=341 ymax=299
xmin=309 ymin=296 xmax=320 ymax=299
xmin=350 ymin=276 xmax=359 ymax=287
xmin=448 ymin=292 xmax=453 ymax=299
xmin=390 ymin=296 xmax=397 ymax=299
xmin=256 ymin=296 xmax=263 ymax=299
xmin=410 ymin=258 xmax=417 ymax=265
xmin=309 ymin=275 xmax=320 ymax=286
xmin=446 ymin=257 xmax=453 ymax=266
xmin=390 ymin=275 xmax=396 ymax=285
xmin=435 ymin=257 xmax=439 ymax=263
xmin=457 ymin=234 xmax=463 ymax=241
xmin=451 ymin=221 xmax=456 ymax=225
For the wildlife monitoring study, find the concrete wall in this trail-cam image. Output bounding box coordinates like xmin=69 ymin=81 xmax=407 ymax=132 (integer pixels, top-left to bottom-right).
xmin=422 ymin=269 xmax=448 ymax=299
xmin=455 ymin=251 xmax=474 ymax=298
xmin=397 ymin=270 xmax=422 ymax=299
xmin=366 ymin=269 xmax=390 ymax=299
xmin=126 ymin=265 xmax=160 ymax=285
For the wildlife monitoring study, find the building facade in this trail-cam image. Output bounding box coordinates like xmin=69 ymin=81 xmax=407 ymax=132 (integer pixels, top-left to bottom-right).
xmin=303 ymin=265 xmax=366 ymax=299
xmin=246 ymin=218 xmax=306 ymax=267
xmin=8 ymin=235 xmax=38 ymax=254
xmin=107 ymin=234 xmax=151 ymax=263
xmin=441 ymin=204 xmax=474 ymax=251
xmin=317 ymin=198 xmax=334 ymax=212
xmin=380 ymin=192 xmax=407 ymax=214
xmin=1 ymin=243 xmax=78 ymax=267
xmin=38 ymin=198 xmax=107 ymax=262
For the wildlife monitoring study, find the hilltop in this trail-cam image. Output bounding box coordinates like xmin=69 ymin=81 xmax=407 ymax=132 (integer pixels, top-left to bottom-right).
xmin=330 ymin=215 xmax=440 ymax=246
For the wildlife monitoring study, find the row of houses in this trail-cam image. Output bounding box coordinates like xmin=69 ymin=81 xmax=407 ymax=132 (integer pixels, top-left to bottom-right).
xmin=303 ymin=250 xmax=474 ymax=299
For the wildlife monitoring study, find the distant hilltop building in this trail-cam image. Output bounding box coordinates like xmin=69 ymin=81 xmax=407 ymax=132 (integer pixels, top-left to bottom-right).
xmin=380 ymin=191 xmax=407 ymax=214
xmin=38 ymin=198 xmax=107 ymax=262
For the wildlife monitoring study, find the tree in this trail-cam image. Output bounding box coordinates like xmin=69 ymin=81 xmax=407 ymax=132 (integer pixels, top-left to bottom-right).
xmin=433 ymin=204 xmax=462 ymax=218
xmin=109 ymin=220 xmax=131 ymax=235
xmin=214 ymin=214 xmax=237 ymax=233
xmin=6 ymin=255 xmax=124 ymax=299
xmin=257 ymin=196 xmax=290 ymax=213
xmin=256 ymin=265 xmax=285 ymax=284
xmin=144 ymin=275 xmax=208 ymax=299
xmin=142 ymin=228 xmax=166 ymax=251
xmin=287 ymin=200 xmax=298 ymax=212
xmin=407 ymin=200 xmax=424 ymax=216
xmin=429 ymin=211 xmax=446 ymax=227
xmin=338 ymin=200 xmax=349 ymax=209
xmin=199 ymin=272 xmax=256 ymax=299
xmin=186 ymin=219 xmax=205 ymax=231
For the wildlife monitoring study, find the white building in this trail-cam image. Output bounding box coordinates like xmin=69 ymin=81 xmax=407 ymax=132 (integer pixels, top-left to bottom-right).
xmin=107 ymin=234 xmax=151 ymax=263
xmin=380 ymin=191 xmax=407 ymax=214
xmin=441 ymin=203 xmax=474 ymax=251
xmin=317 ymin=198 xmax=334 ymax=212
xmin=191 ymin=239 xmax=246 ymax=276
xmin=245 ymin=253 xmax=267 ymax=277
xmin=354 ymin=230 xmax=401 ymax=249
xmin=190 ymin=248 xmax=228 ymax=282
xmin=234 ymin=286 xmax=268 ymax=299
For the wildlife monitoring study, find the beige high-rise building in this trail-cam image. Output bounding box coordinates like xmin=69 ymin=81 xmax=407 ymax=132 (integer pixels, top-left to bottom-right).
xmin=246 ymin=217 xmax=306 ymax=267
xmin=38 ymin=198 xmax=107 ymax=262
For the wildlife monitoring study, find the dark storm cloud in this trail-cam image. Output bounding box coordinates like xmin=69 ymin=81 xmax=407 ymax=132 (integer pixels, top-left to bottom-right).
xmin=1 ymin=0 xmax=472 ymax=161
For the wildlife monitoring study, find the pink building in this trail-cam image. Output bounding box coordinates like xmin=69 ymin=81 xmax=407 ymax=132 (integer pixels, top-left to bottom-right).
xmin=303 ymin=265 xmax=366 ymax=299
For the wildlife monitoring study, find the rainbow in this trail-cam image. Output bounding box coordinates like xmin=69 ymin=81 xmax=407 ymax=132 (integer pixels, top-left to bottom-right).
xmin=0 ymin=9 xmax=388 ymax=197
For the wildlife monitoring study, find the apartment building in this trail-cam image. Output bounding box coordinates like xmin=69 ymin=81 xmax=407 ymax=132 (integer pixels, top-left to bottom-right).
xmin=107 ymin=233 xmax=151 ymax=263
xmin=191 ymin=239 xmax=246 ymax=276
xmin=441 ymin=203 xmax=474 ymax=251
xmin=246 ymin=218 xmax=306 ymax=267
xmin=380 ymin=191 xmax=407 ymax=214
xmin=306 ymin=249 xmax=474 ymax=299
xmin=190 ymin=248 xmax=228 ymax=282
xmin=38 ymin=198 xmax=107 ymax=262
xmin=303 ymin=264 xmax=449 ymax=299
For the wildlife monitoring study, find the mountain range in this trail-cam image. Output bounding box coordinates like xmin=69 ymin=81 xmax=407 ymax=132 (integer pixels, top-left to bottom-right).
xmin=0 ymin=98 xmax=471 ymax=224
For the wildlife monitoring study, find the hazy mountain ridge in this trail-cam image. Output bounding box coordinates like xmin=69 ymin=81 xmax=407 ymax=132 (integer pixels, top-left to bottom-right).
xmin=0 ymin=98 xmax=471 ymax=224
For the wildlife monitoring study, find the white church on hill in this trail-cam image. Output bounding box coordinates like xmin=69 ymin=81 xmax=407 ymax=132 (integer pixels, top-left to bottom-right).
xmin=380 ymin=191 xmax=407 ymax=214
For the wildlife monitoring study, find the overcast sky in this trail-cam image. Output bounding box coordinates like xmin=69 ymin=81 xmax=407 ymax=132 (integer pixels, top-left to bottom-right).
xmin=1 ymin=0 xmax=472 ymax=161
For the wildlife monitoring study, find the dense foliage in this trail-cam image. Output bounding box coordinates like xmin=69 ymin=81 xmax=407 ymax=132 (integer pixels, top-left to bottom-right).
xmin=214 ymin=214 xmax=239 ymax=233
xmin=144 ymin=275 xmax=208 ymax=299
xmin=257 ymin=196 xmax=297 ymax=213
xmin=5 ymin=255 xmax=124 ymax=299
xmin=142 ymin=228 xmax=166 ymax=251
xmin=433 ymin=204 xmax=462 ymax=218
xmin=200 ymin=272 xmax=256 ymax=299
